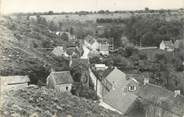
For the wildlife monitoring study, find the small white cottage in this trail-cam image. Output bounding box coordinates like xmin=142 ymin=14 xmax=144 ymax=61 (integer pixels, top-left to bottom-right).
xmin=159 ymin=40 xmax=174 ymax=52
xmin=46 ymin=71 xmax=73 ymax=92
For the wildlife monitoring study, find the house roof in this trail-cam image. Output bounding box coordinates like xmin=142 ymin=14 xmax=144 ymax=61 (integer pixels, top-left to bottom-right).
xmin=0 ymin=76 xmax=30 ymax=85
xmin=137 ymin=83 xmax=184 ymax=116
xmin=101 ymin=67 xmax=139 ymax=114
xmin=161 ymin=40 xmax=174 ymax=48
xmin=97 ymin=38 xmax=108 ymax=44
xmin=49 ymin=71 xmax=73 ymax=85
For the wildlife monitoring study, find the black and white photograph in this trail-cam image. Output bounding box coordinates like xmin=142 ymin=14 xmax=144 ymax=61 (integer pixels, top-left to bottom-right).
xmin=0 ymin=0 xmax=184 ymax=117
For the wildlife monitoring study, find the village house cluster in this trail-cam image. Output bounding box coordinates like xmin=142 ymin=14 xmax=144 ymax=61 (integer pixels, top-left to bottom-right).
xmin=159 ymin=39 xmax=184 ymax=52
xmin=1 ymin=29 xmax=184 ymax=117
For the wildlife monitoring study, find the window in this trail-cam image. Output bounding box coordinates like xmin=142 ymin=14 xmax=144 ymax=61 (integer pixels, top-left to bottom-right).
xmin=66 ymin=86 xmax=69 ymax=90
xmin=128 ymin=85 xmax=136 ymax=91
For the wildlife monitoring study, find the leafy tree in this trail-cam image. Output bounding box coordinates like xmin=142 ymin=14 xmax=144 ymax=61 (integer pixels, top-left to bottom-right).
xmin=61 ymin=32 xmax=69 ymax=41
xmin=89 ymin=56 xmax=101 ymax=64
xmin=48 ymin=21 xmax=58 ymax=31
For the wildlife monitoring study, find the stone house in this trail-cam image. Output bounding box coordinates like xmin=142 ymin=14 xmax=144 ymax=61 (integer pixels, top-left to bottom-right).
xmin=46 ymin=71 xmax=73 ymax=92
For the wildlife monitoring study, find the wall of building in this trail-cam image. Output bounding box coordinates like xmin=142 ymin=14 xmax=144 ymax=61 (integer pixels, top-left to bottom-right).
xmin=55 ymin=84 xmax=72 ymax=92
xmin=102 ymin=68 xmax=138 ymax=114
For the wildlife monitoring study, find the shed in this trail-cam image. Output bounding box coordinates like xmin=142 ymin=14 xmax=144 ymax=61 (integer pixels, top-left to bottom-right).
xmin=46 ymin=71 xmax=73 ymax=92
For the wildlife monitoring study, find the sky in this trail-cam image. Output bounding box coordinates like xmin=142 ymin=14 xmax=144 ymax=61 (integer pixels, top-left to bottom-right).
xmin=1 ymin=0 xmax=184 ymax=14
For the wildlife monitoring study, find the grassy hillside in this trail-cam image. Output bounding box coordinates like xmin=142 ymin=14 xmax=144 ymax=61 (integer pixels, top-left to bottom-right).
xmin=1 ymin=86 xmax=124 ymax=117
xmin=0 ymin=16 xmax=69 ymax=84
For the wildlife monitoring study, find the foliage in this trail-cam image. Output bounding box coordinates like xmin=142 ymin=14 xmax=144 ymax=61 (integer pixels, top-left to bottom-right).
xmin=70 ymin=61 xmax=97 ymax=100
xmin=61 ymin=32 xmax=69 ymax=41
xmin=124 ymin=16 xmax=184 ymax=46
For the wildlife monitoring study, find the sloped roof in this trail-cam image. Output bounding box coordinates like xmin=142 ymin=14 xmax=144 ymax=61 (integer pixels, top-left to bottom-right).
xmin=49 ymin=71 xmax=73 ymax=85
xmin=97 ymin=38 xmax=108 ymax=44
xmin=162 ymin=40 xmax=174 ymax=48
xmin=137 ymin=83 xmax=184 ymax=116
xmin=0 ymin=76 xmax=30 ymax=84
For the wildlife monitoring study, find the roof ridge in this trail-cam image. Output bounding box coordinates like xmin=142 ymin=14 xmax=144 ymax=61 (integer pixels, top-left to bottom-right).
xmin=51 ymin=71 xmax=70 ymax=73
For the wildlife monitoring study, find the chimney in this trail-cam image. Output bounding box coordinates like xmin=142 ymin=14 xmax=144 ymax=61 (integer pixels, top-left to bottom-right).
xmin=174 ymin=90 xmax=180 ymax=97
xmin=144 ymin=78 xmax=149 ymax=85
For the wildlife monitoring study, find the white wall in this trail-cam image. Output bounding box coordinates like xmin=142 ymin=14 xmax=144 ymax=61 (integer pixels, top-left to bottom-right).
xmin=55 ymin=84 xmax=72 ymax=92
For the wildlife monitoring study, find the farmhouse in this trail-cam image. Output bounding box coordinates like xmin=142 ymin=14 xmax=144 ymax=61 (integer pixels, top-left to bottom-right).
xmin=90 ymin=67 xmax=139 ymax=114
xmin=46 ymin=71 xmax=73 ymax=92
xmin=159 ymin=40 xmax=174 ymax=51
xmin=0 ymin=75 xmax=30 ymax=92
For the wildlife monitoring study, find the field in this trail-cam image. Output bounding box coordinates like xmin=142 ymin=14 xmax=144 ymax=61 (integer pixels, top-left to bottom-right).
xmin=30 ymin=13 xmax=132 ymax=23
xmin=29 ymin=12 xmax=184 ymax=23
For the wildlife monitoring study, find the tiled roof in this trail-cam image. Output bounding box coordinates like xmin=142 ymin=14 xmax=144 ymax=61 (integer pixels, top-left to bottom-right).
xmin=49 ymin=71 xmax=73 ymax=85
xmin=162 ymin=40 xmax=174 ymax=48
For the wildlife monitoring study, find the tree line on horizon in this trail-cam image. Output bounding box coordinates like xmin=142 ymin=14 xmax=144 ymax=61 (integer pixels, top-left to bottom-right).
xmin=10 ymin=8 xmax=184 ymax=16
